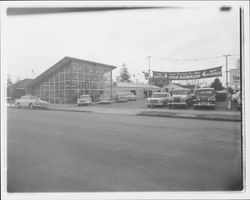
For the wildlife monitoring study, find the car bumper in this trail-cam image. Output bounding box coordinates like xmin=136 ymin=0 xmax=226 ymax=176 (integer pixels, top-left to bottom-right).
xmin=99 ymin=101 xmax=112 ymax=104
xmin=78 ymin=102 xmax=91 ymax=105
xmin=146 ymin=102 xmax=164 ymax=106
xmin=193 ymin=102 xmax=215 ymax=107
xmin=168 ymin=102 xmax=186 ymax=105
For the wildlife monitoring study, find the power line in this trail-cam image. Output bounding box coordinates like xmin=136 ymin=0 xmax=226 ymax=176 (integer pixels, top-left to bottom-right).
xmin=151 ymin=55 xmax=239 ymax=62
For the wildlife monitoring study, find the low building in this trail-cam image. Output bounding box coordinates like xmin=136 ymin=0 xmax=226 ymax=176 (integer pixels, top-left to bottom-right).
xmin=161 ymin=83 xmax=186 ymax=93
xmin=112 ymin=82 xmax=161 ymax=98
xmin=9 ymin=78 xmax=33 ymax=100
xmin=26 ymin=56 xmax=116 ymax=104
xmin=230 ymin=68 xmax=240 ymax=90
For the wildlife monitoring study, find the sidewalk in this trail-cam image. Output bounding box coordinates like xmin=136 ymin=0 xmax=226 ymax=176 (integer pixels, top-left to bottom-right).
xmin=46 ymin=103 xmax=241 ymax=122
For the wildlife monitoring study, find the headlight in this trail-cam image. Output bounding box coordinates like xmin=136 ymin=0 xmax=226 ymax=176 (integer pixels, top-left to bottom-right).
xmin=208 ymin=97 xmax=215 ymax=101
xmin=180 ymin=97 xmax=187 ymax=102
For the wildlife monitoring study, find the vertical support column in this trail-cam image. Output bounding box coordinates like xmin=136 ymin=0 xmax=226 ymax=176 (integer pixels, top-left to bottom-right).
xmin=111 ymin=69 xmax=113 ymax=100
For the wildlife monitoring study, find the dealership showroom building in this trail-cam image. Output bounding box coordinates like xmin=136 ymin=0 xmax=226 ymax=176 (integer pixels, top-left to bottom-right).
xmin=26 ymin=57 xmax=116 ymax=104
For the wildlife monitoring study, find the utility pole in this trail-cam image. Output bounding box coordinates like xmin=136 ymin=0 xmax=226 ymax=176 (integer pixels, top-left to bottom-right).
xmin=148 ymin=56 xmax=151 ymax=97
xmin=223 ymin=54 xmax=231 ymax=89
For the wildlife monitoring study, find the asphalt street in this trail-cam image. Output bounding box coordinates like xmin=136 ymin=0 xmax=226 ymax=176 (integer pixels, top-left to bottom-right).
xmin=7 ymin=109 xmax=242 ymax=192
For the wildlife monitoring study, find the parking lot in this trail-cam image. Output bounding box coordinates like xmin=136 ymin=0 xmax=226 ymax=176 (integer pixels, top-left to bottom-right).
xmin=72 ymin=97 xmax=238 ymax=111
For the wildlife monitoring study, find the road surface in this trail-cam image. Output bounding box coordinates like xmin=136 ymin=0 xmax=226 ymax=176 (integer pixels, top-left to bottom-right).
xmin=7 ymin=109 xmax=242 ymax=192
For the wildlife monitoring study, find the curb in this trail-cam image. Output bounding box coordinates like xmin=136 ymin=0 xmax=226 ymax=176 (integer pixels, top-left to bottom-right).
xmin=8 ymin=107 xmax=241 ymax=122
xmin=48 ymin=108 xmax=92 ymax=113
xmin=137 ymin=111 xmax=241 ymax=122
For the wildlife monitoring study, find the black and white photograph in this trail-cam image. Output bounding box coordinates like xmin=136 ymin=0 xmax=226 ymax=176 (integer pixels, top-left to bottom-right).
xmin=1 ymin=1 xmax=249 ymax=200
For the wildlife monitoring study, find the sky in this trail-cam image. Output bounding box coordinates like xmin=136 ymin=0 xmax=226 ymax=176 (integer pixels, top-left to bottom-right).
xmin=4 ymin=2 xmax=240 ymax=87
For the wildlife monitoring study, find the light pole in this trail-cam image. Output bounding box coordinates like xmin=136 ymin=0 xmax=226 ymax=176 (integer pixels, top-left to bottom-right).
xmin=223 ymin=54 xmax=231 ymax=89
xmin=148 ymin=56 xmax=151 ymax=97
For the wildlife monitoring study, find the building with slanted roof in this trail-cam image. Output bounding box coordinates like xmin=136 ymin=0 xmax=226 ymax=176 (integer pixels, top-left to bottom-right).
xmin=26 ymin=56 xmax=116 ymax=104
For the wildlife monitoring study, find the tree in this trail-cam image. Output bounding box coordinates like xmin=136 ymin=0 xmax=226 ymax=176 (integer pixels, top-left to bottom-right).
xmin=119 ymin=63 xmax=131 ymax=82
xmin=210 ymin=78 xmax=224 ymax=91
xmin=7 ymin=74 xmax=13 ymax=97
xmin=7 ymin=74 xmax=13 ymax=87
xmin=149 ymin=77 xmax=169 ymax=88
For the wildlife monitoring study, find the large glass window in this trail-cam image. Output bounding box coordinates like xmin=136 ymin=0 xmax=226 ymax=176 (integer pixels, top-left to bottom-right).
xmin=32 ymin=61 xmax=113 ymax=104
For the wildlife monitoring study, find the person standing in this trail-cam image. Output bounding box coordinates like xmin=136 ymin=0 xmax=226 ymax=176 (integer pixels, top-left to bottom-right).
xmin=227 ymin=91 xmax=232 ymax=110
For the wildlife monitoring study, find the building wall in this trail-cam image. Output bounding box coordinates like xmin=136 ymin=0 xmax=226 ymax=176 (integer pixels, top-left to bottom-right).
xmin=31 ymin=60 xmax=112 ymax=103
xmin=230 ymin=68 xmax=240 ymax=90
xmin=112 ymin=86 xmax=160 ymax=99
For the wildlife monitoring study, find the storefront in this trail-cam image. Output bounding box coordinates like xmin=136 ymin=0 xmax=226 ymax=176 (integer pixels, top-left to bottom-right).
xmin=26 ymin=57 xmax=116 ymax=103
xmin=230 ymin=68 xmax=240 ymax=90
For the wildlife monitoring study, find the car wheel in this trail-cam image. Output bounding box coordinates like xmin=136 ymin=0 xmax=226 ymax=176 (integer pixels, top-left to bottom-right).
xmin=17 ymin=103 xmax=21 ymax=109
xmin=29 ymin=103 xmax=34 ymax=109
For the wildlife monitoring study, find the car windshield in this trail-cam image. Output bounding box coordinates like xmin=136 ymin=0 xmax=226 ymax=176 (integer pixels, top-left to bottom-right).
xmin=100 ymin=95 xmax=110 ymax=98
xmin=196 ymin=90 xmax=214 ymax=95
xmin=173 ymin=90 xmax=187 ymax=95
xmin=152 ymin=93 xmax=168 ymax=98
xmin=24 ymin=96 xmax=39 ymax=100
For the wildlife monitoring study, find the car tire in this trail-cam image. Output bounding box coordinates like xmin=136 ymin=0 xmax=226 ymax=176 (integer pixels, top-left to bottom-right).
xmin=17 ymin=103 xmax=21 ymax=109
xmin=148 ymin=105 xmax=151 ymax=108
xmin=29 ymin=103 xmax=34 ymax=109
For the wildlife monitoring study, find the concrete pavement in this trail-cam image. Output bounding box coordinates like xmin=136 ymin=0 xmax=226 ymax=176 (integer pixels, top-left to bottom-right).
xmin=47 ymin=102 xmax=241 ymax=122
xmin=7 ymin=109 xmax=242 ymax=192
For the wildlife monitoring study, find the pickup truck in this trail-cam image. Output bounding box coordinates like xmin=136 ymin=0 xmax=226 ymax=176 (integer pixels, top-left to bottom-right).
xmin=146 ymin=92 xmax=171 ymax=108
xmin=168 ymin=88 xmax=193 ymax=109
xmin=193 ymin=88 xmax=216 ymax=110
xmin=15 ymin=95 xmax=49 ymax=109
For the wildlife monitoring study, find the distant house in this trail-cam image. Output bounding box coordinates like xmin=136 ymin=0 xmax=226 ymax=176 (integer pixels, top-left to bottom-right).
xmin=8 ymin=79 xmax=33 ymax=100
xmin=112 ymin=82 xmax=161 ymax=98
xmin=161 ymin=83 xmax=185 ymax=93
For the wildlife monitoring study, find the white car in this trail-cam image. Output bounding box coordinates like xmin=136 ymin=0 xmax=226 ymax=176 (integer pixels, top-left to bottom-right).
xmin=15 ymin=95 xmax=49 ymax=109
xmin=126 ymin=93 xmax=137 ymax=101
xmin=146 ymin=92 xmax=171 ymax=108
xmin=115 ymin=94 xmax=129 ymax=102
xmin=77 ymin=95 xmax=92 ymax=106
xmin=99 ymin=94 xmax=112 ymax=104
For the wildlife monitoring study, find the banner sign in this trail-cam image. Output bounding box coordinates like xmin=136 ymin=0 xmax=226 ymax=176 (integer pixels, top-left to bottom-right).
xmin=152 ymin=66 xmax=222 ymax=80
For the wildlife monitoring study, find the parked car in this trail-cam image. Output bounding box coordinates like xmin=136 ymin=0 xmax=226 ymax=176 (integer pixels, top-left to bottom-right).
xmin=193 ymin=88 xmax=216 ymax=110
xmin=77 ymin=95 xmax=92 ymax=106
xmin=146 ymin=92 xmax=171 ymax=108
xmin=99 ymin=94 xmax=112 ymax=104
xmin=231 ymin=91 xmax=240 ymax=102
xmin=231 ymin=91 xmax=241 ymax=110
xmin=236 ymin=95 xmax=242 ymax=111
xmin=15 ymin=95 xmax=49 ymax=109
xmin=115 ymin=93 xmax=129 ymax=102
xmin=126 ymin=93 xmax=136 ymax=101
xmin=168 ymin=88 xmax=193 ymax=108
